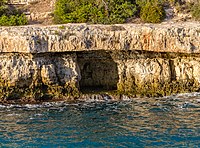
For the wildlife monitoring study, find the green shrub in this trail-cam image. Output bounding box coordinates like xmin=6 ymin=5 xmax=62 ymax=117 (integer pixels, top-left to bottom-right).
xmin=140 ymin=1 xmax=166 ymax=23
xmin=0 ymin=0 xmax=6 ymax=6
xmin=0 ymin=14 xmax=28 ymax=26
xmin=136 ymin=0 xmax=179 ymax=7
xmin=54 ymin=0 xmax=137 ymax=24
xmin=0 ymin=0 xmax=28 ymax=26
xmin=191 ymin=2 xmax=200 ymax=21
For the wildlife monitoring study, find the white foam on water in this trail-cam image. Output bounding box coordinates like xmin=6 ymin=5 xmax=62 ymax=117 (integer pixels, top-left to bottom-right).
xmin=0 ymin=92 xmax=200 ymax=111
xmin=6 ymin=113 xmax=20 ymax=116
xmin=0 ymin=104 xmax=6 ymax=108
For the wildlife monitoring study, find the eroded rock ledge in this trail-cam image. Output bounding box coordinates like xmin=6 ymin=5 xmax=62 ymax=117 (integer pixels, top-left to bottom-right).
xmin=0 ymin=22 xmax=200 ymax=104
xmin=1 ymin=22 xmax=200 ymax=53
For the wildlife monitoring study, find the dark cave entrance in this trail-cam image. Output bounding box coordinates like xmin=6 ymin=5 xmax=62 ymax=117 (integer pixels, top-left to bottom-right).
xmin=77 ymin=51 xmax=119 ymax=93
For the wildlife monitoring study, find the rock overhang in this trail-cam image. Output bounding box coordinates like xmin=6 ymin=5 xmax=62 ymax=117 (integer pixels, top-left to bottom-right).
xmin=0 ymin=22 xmax=199 ymax=53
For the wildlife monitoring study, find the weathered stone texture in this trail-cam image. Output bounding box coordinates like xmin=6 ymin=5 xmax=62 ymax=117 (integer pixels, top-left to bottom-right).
xmin=0 ymin=23 xmax=200 ymax=53
xmin=173 ymin=58 xmax=200 ymax=83
xmin=121 ymin=58 xmax=171 ymax=91
xmin=1 ymin=23 xmax=200 ymax=102
xmin=0 ymin=54 xmax=34 ymax=87
xmin=0 ymin=53 xmax=80 ymax=89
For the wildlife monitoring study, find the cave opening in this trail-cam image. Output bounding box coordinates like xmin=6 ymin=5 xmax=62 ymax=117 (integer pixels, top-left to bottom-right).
xmin=77 ymin=51 xmax=119 ymax=93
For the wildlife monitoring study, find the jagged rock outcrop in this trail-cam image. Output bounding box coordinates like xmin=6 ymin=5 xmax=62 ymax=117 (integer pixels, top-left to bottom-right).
xmin=0 ymin=23 xmax=200 ymax=103
xmin=0 ymin=23 xmax=200 ymax=53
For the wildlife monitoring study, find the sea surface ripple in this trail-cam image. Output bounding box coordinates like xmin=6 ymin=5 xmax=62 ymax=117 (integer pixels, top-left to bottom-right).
xmin=0 ymin=93 xmax=200 ymax=147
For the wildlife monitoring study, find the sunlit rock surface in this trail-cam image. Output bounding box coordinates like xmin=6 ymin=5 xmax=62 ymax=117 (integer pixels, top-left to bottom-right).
xmin=0 ymin=23 xmax=200 ymax=103
xmin=0 ymin=23 xmax=199 ymax=53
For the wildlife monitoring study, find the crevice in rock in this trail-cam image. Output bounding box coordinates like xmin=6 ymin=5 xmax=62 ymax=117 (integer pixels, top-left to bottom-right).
xmin=169 ymin=59 xmax=176 ymax=81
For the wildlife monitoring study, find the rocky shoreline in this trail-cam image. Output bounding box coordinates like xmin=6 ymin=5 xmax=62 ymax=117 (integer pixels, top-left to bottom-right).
xmin=0 ymin=23 xmax=200 ymax=104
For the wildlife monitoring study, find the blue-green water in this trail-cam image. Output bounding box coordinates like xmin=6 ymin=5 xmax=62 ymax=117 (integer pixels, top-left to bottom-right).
xmin=0 ymin=93 xmax=200 ymax=147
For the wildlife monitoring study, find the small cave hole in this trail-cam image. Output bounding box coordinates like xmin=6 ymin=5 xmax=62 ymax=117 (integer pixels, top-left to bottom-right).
xmin=77 ymin=51 xmax=119 ymax=93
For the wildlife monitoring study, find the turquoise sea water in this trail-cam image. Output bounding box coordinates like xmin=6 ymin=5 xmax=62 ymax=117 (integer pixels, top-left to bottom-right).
xmin=0 ymin=93 xmax=200 ymax=147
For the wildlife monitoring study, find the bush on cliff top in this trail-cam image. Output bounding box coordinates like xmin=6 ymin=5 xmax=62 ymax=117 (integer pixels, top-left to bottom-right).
xmin=139 ymin=0 xmax=166 ymax=23
xmin=0 ymin=0 xmax=28 ymax=26
xmin=54 ymin=0 xmax=168 ymax=24
xmin=0 ymin=14 xmax=28 ymax=26
xmin=191 ymin=2 xmax=200 ymax=21
xmin=54 ymin=0 xmax=137 ymax=24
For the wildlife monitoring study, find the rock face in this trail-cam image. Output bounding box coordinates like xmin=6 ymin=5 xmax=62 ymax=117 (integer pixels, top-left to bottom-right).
xmin=0 ymin=23 xmax=200 ymax=103
xmin=0 ymin=53 xmax=80 ymax=87
xmin=0 ymin=23 xmax=200 ymax=53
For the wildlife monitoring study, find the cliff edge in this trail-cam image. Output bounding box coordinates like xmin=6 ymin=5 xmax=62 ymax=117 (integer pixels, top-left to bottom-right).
xmin=0 ymin=22 xmax=200 ymax=104
xmin=0 ymin=22 xmax=199 ymax=53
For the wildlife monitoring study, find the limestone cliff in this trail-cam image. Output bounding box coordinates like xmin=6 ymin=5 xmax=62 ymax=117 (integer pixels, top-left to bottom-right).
xmin=0 ymin=23 xmax=200 ymax=53
xmin=0 ymin=23 xmax=200 ymax=103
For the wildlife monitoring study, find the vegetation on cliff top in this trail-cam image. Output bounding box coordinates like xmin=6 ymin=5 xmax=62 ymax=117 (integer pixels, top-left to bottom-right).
xmin=54 ymin=0 xmax=137 ymax=24
xmin=139 ymin=0 xmax=166 ymax=23
xmin=0 ymin=0 xmax=199 ymax=25
xmin=0 ymin=0 xmax=27 ymax=26
xmin=53 ymin=0 xmax=200 ymax=24
xmin=191 ymin=2 xmax=200 ymax=21
xmin=54 ymin=0 xmax=168 ymax=24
